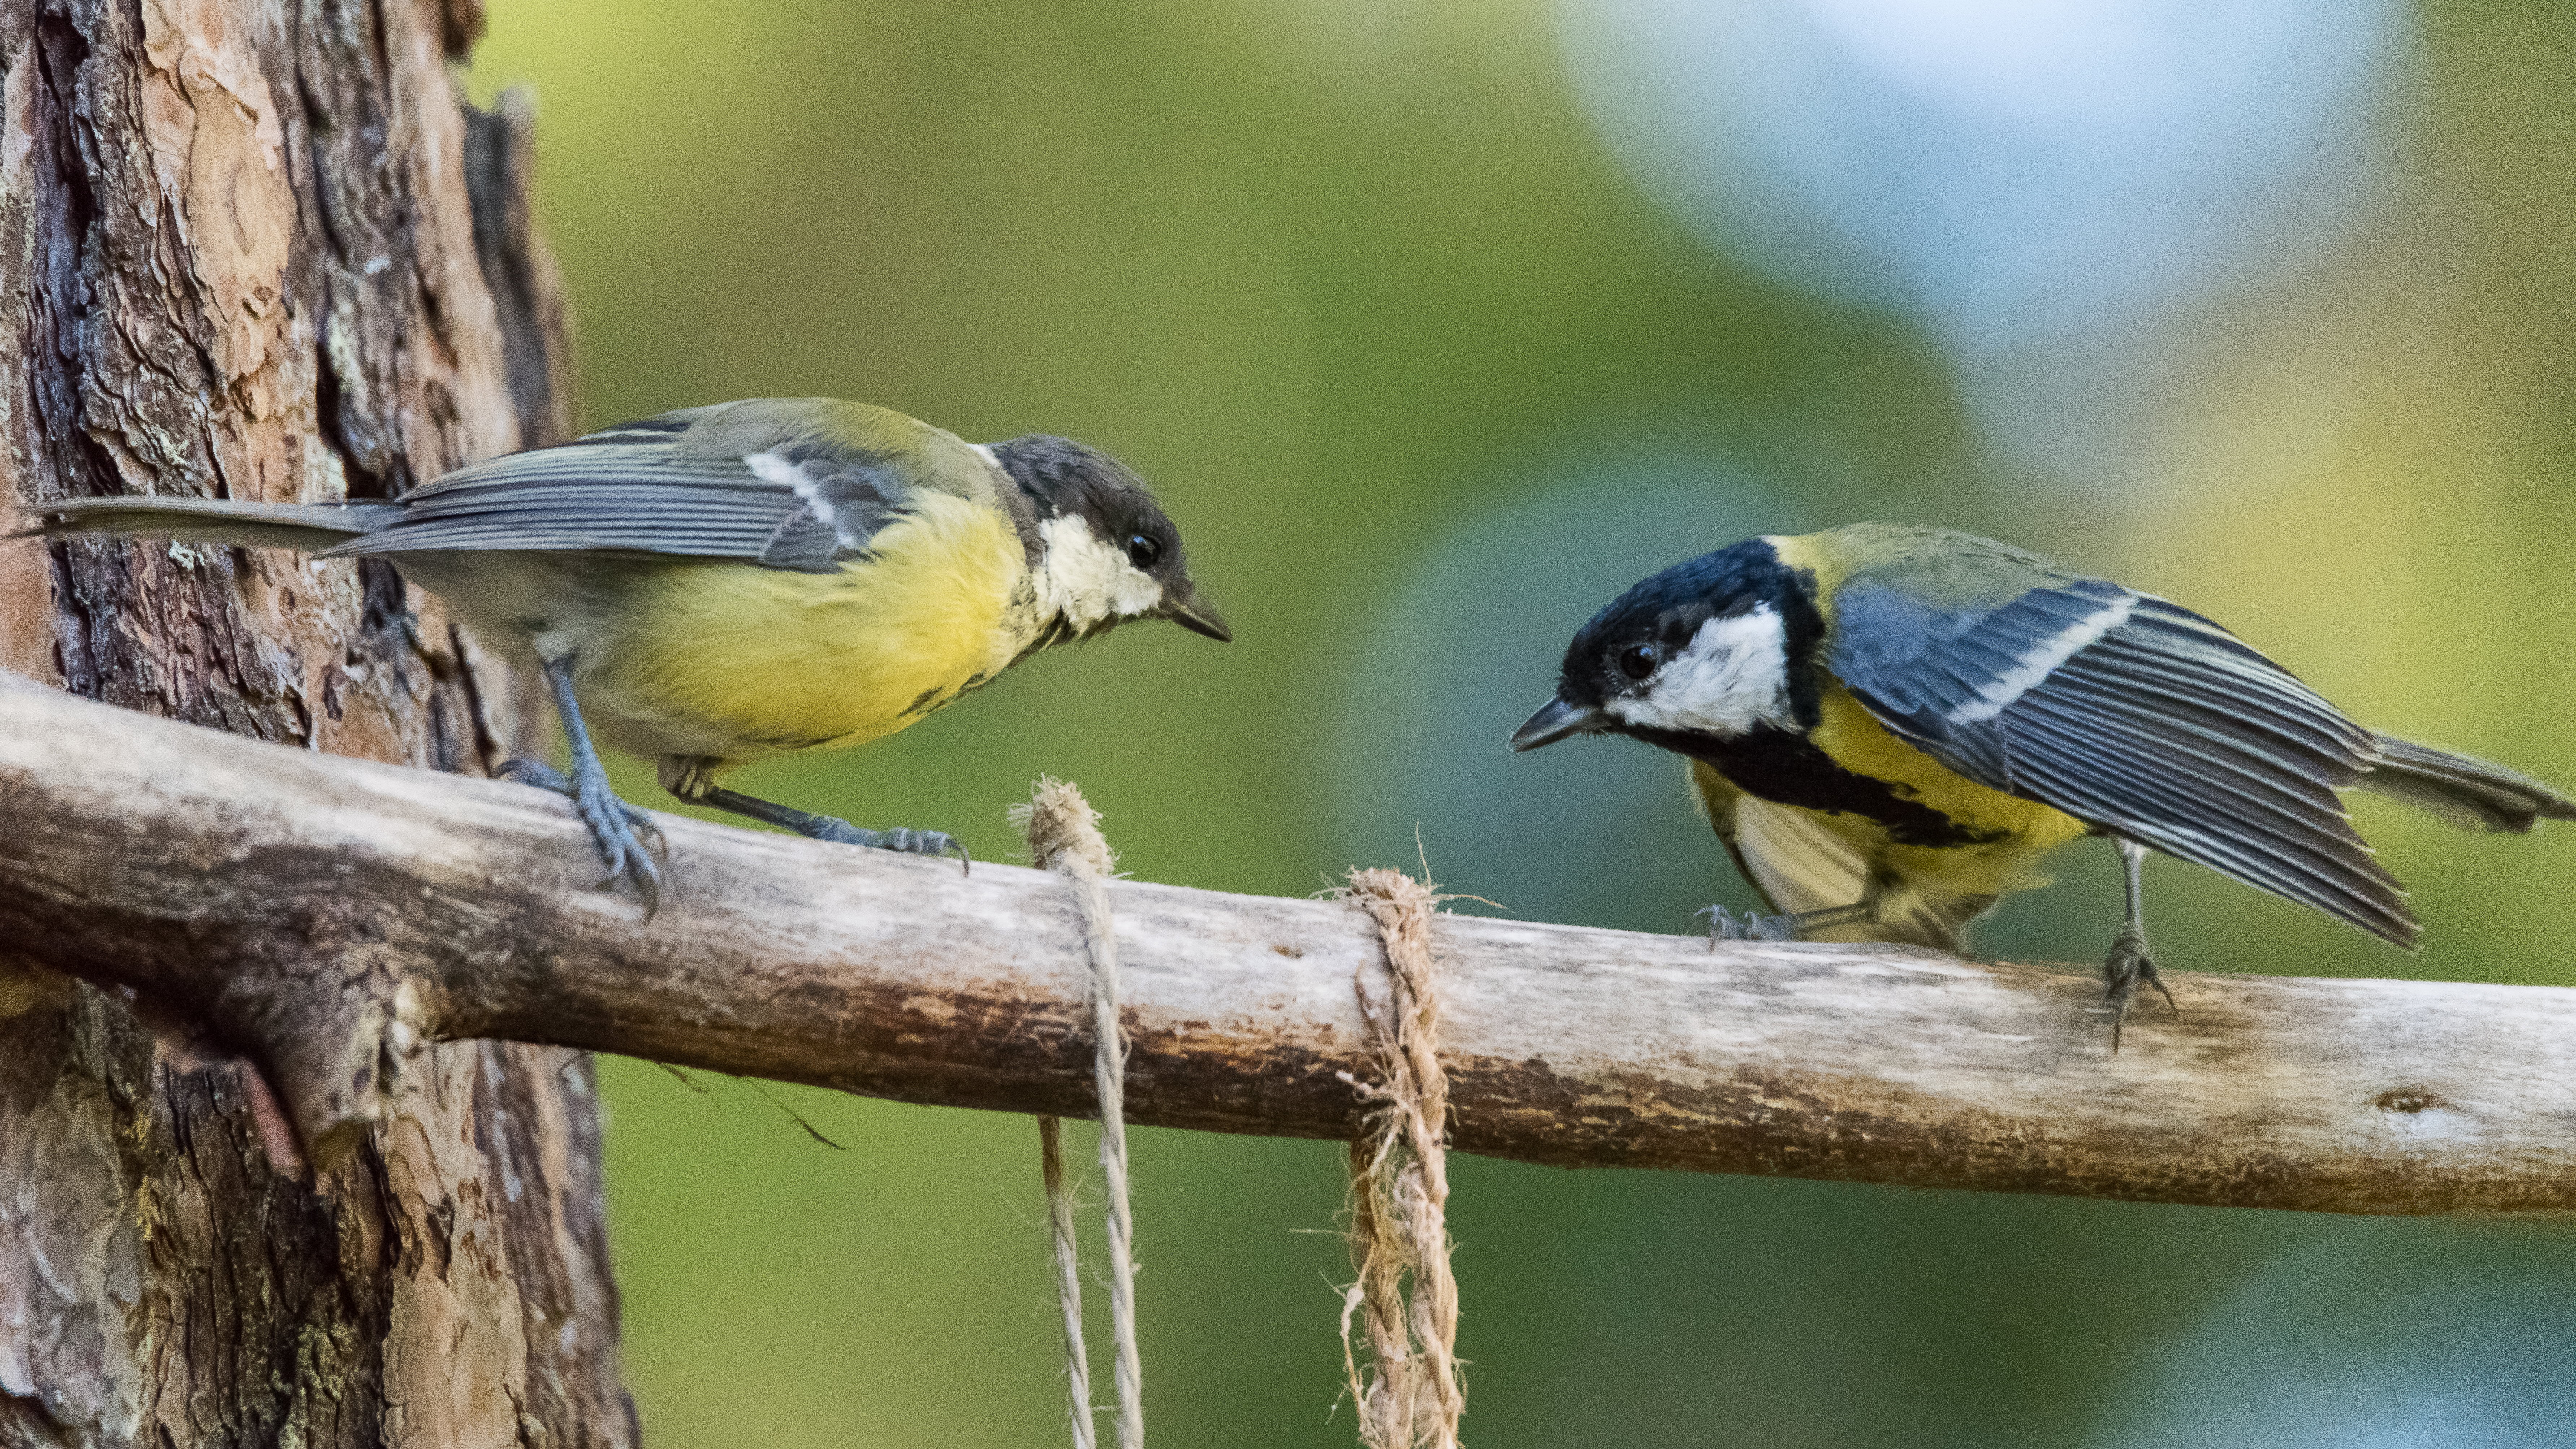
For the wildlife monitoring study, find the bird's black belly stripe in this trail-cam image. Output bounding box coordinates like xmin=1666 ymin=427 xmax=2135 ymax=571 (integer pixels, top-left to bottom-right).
xmin=1631 ymin=723 xmax=2006 ymax=848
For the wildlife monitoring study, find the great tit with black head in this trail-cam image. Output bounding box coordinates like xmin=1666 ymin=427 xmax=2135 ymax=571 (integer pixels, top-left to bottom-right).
xmin=1510 ymin=522 xmax=2574 ymax=1044
xmin=15 ymin=398 xmax=1230 ymax=911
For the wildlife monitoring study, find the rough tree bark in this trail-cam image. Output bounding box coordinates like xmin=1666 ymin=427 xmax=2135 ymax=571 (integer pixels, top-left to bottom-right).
xmin=0 ymin=3 xmax=628 ymax=1446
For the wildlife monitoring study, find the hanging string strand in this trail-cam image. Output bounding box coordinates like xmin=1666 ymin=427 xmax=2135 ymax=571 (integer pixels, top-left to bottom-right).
xmin=1016 ymin=778 xmax=1144 ymax=1449
xmin=1037 ymin=1115 xmax=1095 ymax=1449
xmin=1334 ymin=867 xmax=1465 ymax=1449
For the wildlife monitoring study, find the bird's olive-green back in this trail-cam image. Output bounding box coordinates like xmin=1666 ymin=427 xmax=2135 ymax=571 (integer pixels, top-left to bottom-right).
xmin=660 ymin=398 xmax=1006 ymax=506
xmin=1775 ymin=522 xmax=2077 ymax=621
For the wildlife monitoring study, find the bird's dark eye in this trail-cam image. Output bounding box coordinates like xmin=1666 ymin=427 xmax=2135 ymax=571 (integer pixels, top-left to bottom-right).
xmin=1125 ymin=533 xmax=1162 ymax=568
xmin=1618 ymin=643 xmax=1661 ymax=680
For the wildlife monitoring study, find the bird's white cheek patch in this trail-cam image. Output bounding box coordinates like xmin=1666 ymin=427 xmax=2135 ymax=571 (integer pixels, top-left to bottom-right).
xmin=1609 ymin=607 xmax=1793 ymax=736
xmin=1035 ymin=515 xmax=1163 ymax=629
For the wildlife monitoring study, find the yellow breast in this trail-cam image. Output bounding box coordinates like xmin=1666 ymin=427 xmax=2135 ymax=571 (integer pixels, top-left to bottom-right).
xmin=1686 ymin=687 xmax=2094 ymax=929
xmin=608 ymin=492 xmax=1028 ymax=761
xmin=1807 ymin=687 xmax=2089 ymax=888
xmin=1807 ymin=686 xmax=2087 ymax=845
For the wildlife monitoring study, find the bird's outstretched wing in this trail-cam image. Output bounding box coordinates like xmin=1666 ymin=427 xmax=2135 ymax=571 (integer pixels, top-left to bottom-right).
xmin=322 ymin=407 xmax=934 ymax=574
xmin=1827 ymin=576 xmax=2418 ymax=946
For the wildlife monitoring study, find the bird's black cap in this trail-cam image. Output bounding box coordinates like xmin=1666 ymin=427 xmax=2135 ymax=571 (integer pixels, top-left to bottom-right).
xmin=987 ymin=434 xmax=1230 ymax=642
xmin=1512 ymin=537 xmax=1819 ymax=749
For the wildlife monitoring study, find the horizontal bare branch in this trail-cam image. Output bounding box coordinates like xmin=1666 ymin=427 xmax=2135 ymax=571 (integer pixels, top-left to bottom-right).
xmin=2 ymin=669 xmax=2570 ymax=1214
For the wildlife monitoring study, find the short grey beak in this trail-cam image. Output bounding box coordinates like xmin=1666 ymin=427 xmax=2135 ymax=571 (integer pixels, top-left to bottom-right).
xmin=1510 ymin=696 xmax=1605 ymax=752
xmin=1160 ymin=581 xmax=1232 ymax=643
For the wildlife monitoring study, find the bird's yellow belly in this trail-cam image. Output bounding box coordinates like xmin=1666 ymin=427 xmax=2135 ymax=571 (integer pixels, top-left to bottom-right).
xmin=1689 ymin=688 xmax=2093 ymax=940
xmin=591 ymin=493 xmax=1028 ymax=762
xmin=1806 ymin=688 xmax=2084 ymax=848
xmin=1807 ymin=689 xmax=2087 ymax=871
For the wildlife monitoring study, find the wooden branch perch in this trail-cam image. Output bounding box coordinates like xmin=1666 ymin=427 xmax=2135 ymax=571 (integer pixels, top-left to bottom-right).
xmin=4 ymin=668 xmax=2572 ymax=1216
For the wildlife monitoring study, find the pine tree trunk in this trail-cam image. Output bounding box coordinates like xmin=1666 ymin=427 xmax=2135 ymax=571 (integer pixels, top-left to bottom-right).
xmin=0 ymin=2 xmax=632 ymax=1444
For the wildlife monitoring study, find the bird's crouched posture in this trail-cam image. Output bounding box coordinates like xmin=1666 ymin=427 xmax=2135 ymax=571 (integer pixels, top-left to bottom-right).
xmin=1512 ymin=522 xmax=2574 ymax=1044
xmin=14 ymin=399 xmax=1230 ymax=910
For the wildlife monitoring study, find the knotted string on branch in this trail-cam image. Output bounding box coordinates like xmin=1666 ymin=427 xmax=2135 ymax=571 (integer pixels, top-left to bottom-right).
xmin=1334 ymin=867 xmax=1465 ymax=1449
xmin=1015 ymin=778 xmax=1143 ymax=1449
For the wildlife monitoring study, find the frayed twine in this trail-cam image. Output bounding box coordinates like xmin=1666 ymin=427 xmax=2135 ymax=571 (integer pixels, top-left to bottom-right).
xmin=1012 ymin=776 xmax=1118 ymax=879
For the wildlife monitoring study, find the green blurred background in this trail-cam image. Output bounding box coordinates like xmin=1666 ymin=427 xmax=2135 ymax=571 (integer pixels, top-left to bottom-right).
xmin=468 ymin=1 xmax=2576 ymax=1443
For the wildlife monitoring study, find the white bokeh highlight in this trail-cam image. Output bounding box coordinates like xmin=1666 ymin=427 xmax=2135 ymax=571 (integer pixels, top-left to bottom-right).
xmin=1558 ymin=0 xmax=2413 ymax=484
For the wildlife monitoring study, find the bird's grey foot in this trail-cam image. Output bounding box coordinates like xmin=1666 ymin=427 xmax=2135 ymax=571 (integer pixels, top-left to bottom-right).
xmin=499 ymin=758 xmax=666 ymax=910
xmin=802 ymin=816 xmax=972 ymax=873
xmin=2101 ymin=924 xmax=2179 ymax=1052
xmin=1696 ymin=905 xmax=1800 ymax=948
xmin=676 ymin=782 xmax=971 ymax=875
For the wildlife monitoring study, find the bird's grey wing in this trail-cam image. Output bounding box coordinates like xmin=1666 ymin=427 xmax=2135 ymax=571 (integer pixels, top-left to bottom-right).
xmin=1829 ymin=577 xmax=2416 ymax=946
xmin=321 ymin=414 xmax=911 ymax=574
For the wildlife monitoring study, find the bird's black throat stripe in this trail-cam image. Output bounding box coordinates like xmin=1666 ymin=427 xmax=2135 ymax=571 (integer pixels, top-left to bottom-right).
xmin=1630 ymin=722 xmax=2008 ymax=848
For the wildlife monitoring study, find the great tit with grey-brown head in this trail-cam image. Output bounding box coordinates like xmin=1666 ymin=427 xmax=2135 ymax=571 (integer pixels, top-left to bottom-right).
xmin=1510 ymin=522 xmax=2574 ymax=1046
xmin=14 ymin=399 xmax=1231 ymax=911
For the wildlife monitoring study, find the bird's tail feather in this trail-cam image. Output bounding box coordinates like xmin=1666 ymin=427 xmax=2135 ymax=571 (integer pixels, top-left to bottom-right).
xmin=9 ymin=496 xmax=404 ymax=554
xmin=2361 ymin=735 xmax=2576 ymax=833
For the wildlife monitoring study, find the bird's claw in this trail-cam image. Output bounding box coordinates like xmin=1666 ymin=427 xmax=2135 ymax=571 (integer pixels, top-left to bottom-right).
xmin=2101 ymin=925 xmax=2178 ymax=1052
xmin=809 ymin=818 xmax=972 ymax=875
xmin=1695 ymin=905 xmax=1798 ymax=948
xmin=500 ymin=757 xmax=666 ymax=912
xmin=878 ymin=826 xmax=971 ymax=875
xmin=498 ymin=757 xmax=562 ymax=790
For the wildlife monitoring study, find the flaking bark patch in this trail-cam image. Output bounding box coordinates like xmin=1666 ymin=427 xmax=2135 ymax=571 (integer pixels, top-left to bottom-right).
xmin=0 ymin=1 xmax=623 ymax=1444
